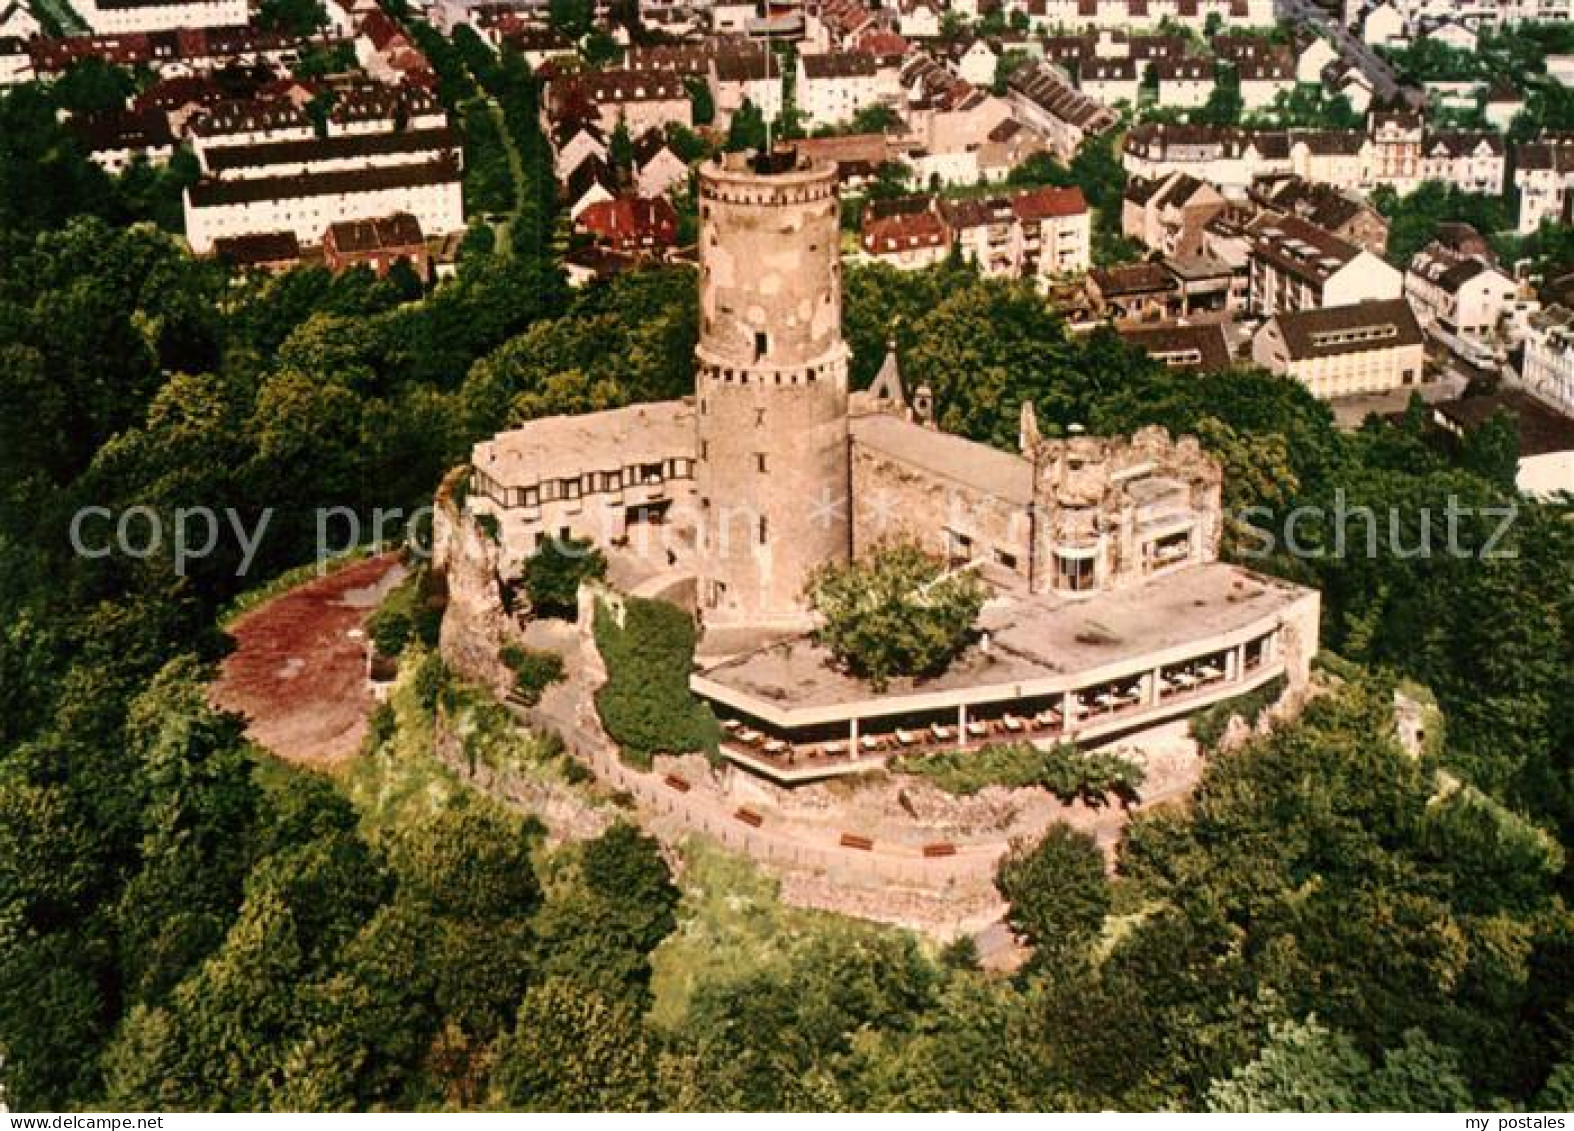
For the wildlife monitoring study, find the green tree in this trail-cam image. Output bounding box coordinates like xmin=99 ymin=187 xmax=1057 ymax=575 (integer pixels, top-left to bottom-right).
xmin=521 ymin=534 xmax=608 ymax=619
xmin=805 ymin=541 xmax=987 ymax=690
xmin=996 ymin=823 xmax=1111 ymax=957
xmin=492 ymin=978 xmax=659 ymax=1110
xmin=726 ymin=98 xmax=768 ymax=153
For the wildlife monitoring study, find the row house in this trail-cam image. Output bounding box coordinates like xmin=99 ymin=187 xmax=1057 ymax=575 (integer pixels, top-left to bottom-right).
xmin=184 ymin=85 xmax=462 ymax=253
xmin=574 ymin=194 xmax=680 ymax=252
xmin=553 ymin=118 xmax=607 ymax=180
xmin=487 ymin=23 xmax=574 ymax=70
xmin=861 ymin=186 xmax=1090 ymax=277
xmin=1514 ymin=136 xmax=1574 ymax=235
xmin=1252 ymin=298 xmax=1426 ymax=399
xmin=1122 ymin=171 xmax=1227 ymax=259
xmin=1248 ymin=213 xmax=1402 ymax=316
xmin=1006 ymin=0 xmax=1273 ymax=33
xmin=1154 ymin=56 xmax=1215 ymax=109
xmin=549 ymin=69 xmax=693 ymax=136
xmin=1076 ymin=56 xmax=1140 ymax=106
xmin=796 ymin=51 xmax=897 ymax=128
xmin=28 ymin=25 xmax=347 ymax=79
xmin=76 ymin=0 xmax=248 ymax=36
xmin=1125 ymin=117 xmax=1503 ymax=199
xmin=1006 ymin=62 xmax=1117 ymax=162
xmin=1236 ymin=53 xmax=1296 ymax=112
xmin=1405 ymin=240 xmax=1519 ymax=343
xmin=184 ymin=156 xmax=463 ymax=254
xmin=1419 ymin=132 xmax=1505 ymax=197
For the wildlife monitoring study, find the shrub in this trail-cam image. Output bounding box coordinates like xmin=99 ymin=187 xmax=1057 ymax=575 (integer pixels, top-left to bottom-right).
xmin=592 ymin=598 xmax=720 ymax=768
xmin=501 ymin=644 xmax=565 ymax=706
xmin=369 ymin=609 xmax=413 ymax=657
xmin=523 ymin=536 xmax=608 ymax=620
xmin=1189 ymin=675 xmax=1287 ymax=750
xmin=896 ymin=741 xmax=1144 ymax=807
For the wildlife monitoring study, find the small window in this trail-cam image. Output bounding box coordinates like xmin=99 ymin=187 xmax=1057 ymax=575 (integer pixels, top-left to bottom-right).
xmin=754 ymin=331 xmax=768 ymax=360
xmin=756 ymin=453 xmax=767 ymax=473
xmin=758 ymin=516 xmax=768 ymax=544
xmin=755 ymin=408 xmax=766 ymax=426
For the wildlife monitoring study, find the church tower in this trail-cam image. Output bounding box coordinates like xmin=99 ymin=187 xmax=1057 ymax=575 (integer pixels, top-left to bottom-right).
xmin=693 ymin=148 xmax=851 ymax=627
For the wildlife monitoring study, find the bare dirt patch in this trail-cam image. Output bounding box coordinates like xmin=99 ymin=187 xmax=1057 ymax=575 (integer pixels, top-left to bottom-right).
xmin=212 ymin=554 xmax=407 ymax=766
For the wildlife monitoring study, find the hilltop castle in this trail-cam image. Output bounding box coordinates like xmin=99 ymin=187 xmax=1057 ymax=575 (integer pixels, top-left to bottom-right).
xmin=444 ymin=148 xmax=1320 ymax=784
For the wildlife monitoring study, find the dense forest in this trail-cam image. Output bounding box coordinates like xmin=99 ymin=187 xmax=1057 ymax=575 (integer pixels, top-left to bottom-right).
xmin=2 ymin=30 xmax=1573 ymax=1113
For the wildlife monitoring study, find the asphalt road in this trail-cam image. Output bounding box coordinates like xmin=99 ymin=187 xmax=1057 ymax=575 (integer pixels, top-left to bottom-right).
xmin=1280 ymin=0 xmax=1425 ymax=110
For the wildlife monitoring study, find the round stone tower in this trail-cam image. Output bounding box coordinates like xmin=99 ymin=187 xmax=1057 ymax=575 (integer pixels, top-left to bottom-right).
xmin=693 ymin=148 xmax=851 ymax=627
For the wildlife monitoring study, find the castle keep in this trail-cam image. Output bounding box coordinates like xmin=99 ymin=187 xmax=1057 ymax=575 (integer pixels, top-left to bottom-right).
xmin=694 ymin=150 xmax=851 ymax=626
xmin=446 ymin=148 xmax=1321 ymax=784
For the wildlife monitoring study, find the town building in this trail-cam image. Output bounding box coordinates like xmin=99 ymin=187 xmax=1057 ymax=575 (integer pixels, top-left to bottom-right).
xmin=1251 ymin=297 xmax=1425 ymax=399
xmin=213 ymin=230 xmax=302 ymax=272
xmin=1122 ymin=171 xmax=1227 ymax=259
xmin=1521 ymin=304 xmax=1574 ymax=419
xmin=709 ymin=47 xmax=785 ymax=128
xmin=323 ymin=212 xmax=429 ymax=277
xmin=1514 ymin=136 xmax=1574 ymax=235
xmin=796 ymin=50 xmax=892 ymax=128
xmin=76 ymin=0 xmax=247 ymax=35
xmin=1249 ymin=175 xmax=1388 ymax=256
xmin=1405 ymin=240 xmax=1518 ymax=344
xmin=1432 ymin=390 xmax=1574 ymax=500
xmin=862 ymin=186 xmax=1090 ymax=278
xmin=1248 ymin=214 xmax=1403 ymax=316
xmin=574 ymin=194 xmax=680 ymax=252
xmin=550 ymin=69 xmax=693 ymax=135
xmin=1115 ymin=322 xmax=1236 ymax=372
xmin=1006 ymin=61 xmax=1117 ymax=162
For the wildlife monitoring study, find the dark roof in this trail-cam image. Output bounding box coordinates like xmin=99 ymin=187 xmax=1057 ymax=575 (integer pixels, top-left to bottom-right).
xmin=213 ymin=230 xmax=301 ymax=266
xmin=800 ymin=51 xmax=878 ymax=79
xmin=327 ymin=211 xmax=424 ymax=252
xmin=1268 ymin=298 xmax=1423 ymax=361
xmin=203 ymin=126 xmax=458 ymax=173
xmin=1433 ymin=390 xmax=1574 ymax=459
xmin=1250 ymin=213 xmax=1362 ymax=285
xmin=187 ymin=155 xmax=460 ymax=207
xmin=1090 ymin=261 xmax=1178 ymax=298
xmin=69 ymin=108 xmax=173 ymax=152
xmin=1116 ymin=322 xmax=1234 ymax=372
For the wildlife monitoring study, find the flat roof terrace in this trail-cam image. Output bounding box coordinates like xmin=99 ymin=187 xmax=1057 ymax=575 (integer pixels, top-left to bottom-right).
xmin=692 ymin=562 xmax=1316 ymax=729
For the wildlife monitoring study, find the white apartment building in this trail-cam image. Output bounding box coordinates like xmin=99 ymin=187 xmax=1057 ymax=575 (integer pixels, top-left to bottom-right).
xmin=796 ymin=52 xmax=894 ymax=128
xmin=1405 ymin=242 xmax=1518 ymax=341
xmin=1522 ymin=305 xmax=1574 ymax=418
xmin=1249 ymin=214 xmax=1403 ymax=316
xmin=1252 ymin=298 xmax=1426 ymax=399
xmin=76 ymin=0 xmax=246 ymax=33
xmin=1154 ymin=57 xmax=1215 ymax=109
xmin=184 ymin=88 xmax=463 ymax=254
xmin=185 ymin=159 xmax=464 ymax=253
xmin=1006 ymin=62 xmax=1117 ymax=162
xmin=1515 ymin=138 xmax=1574 ymax=234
